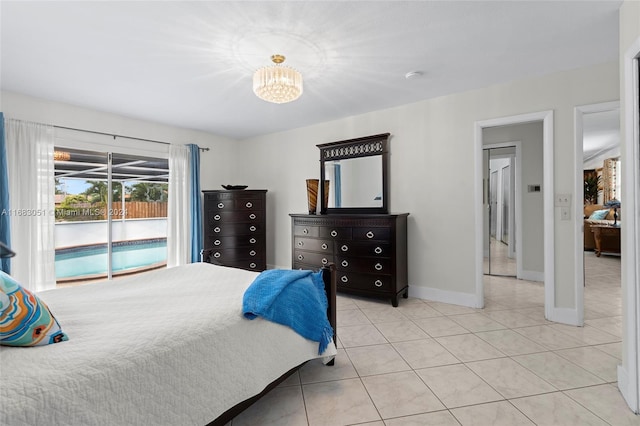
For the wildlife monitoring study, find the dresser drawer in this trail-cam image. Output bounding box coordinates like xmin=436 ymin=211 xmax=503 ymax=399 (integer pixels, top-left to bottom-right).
xmin=206 ymin=247 xmax=262 ymax=262
xmin=206 ymin=197 xmax=264 ymax=212
xmin=335 ymin=241 xmax=390 ymax=257
xmin=292 ymin=261 xmax=321 ymax=272
xmin=336 ymin=256 xmax=391 ymax=274
xmin=213 ymin=258 xmax=263 ymax=271
xmin=336 ymin=271 xmax=392 ymax=292
xmin=353 ymin=227 xmax=391 ymax=241
xmin=208 ymin=222 xmax=263 ymax=236
xmin=208 ymin=210 xmax=263 ymax=223
xmin=293 ymin=225 xmax=352 ymax=240
xmin=294 ymin=237 xmax=333 ymax=253
xmin=293 ymin=250 xmax=332 ymax=267
xmin=319 ymin=227 xmax=352 ymax=240
xmin=205 ymin=235 xmax=262 ymax=249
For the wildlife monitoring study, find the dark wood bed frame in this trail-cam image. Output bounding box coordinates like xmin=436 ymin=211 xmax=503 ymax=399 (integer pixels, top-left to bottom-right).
xmin=207 ymin=264 xmax=337 ymax=426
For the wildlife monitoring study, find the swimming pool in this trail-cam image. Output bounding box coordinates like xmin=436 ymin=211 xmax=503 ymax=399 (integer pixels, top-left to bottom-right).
xmin=55 ymin=238 xmax=167 ymax=280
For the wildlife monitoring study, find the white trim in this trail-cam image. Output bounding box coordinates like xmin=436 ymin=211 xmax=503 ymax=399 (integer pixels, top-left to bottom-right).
xmin=475 ymin=111 xmax=554 ymax=313
xmin=549 ymin=307 xmax=581 ymax=327
xmin=573 ymin=101 xmax=620 ymax=328
xmin=483 ymin=141 xmax=523 ymax=279
xmin=520 ymin=270 xmax=544 ymax=282
xmin=410 ymin=285 xmax=477 ymax=308
xmin=619 ymin=35 xmax=640 ymax=414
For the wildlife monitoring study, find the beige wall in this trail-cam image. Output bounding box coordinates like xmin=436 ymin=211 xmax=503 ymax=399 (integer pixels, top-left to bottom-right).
xmin=0 ymin=91 xmax=238 ymax=189
xmin=238 ymin=61 xmax=619 ymax=307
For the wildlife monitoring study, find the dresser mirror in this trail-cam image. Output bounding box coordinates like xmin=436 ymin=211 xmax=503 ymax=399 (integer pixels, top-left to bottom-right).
xmin=317 ymin=133 xmax=389 ymax=214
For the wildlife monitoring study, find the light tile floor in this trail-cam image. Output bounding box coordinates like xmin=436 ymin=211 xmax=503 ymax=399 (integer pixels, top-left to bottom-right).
xmin=231 ymin=252 xmax=637 ymax=425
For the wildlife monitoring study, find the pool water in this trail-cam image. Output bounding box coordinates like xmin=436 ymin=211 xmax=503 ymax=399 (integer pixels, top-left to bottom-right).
xmin=55 ymin=239 xmax=167 ymax=279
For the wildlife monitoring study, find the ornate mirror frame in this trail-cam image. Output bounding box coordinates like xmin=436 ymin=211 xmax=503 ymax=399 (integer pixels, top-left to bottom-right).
xmin=317 ymin=133 xmax=390 ymax=214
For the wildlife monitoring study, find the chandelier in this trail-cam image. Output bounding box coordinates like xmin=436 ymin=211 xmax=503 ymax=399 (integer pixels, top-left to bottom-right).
xmin=253 ymin=54 xmax=303 ymax=104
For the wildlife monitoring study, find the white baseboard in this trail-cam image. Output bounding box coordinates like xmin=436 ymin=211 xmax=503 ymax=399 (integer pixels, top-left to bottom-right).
xmin=268 ymin=263 xmax=288 ymax=270
xmin=409 ymin=285 xmax=478 ymax=308
xmin=520 ymin=269 xmax=544 ymax=282
xmin=618 ymin=365 xmax=639 ymax=414
xmin=547 ymin=307 xmax=580 ymax=326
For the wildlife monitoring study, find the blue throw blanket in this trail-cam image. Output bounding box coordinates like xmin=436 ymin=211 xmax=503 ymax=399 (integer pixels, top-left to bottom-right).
xmin=242 ymin=269 xmax=333 ymax=355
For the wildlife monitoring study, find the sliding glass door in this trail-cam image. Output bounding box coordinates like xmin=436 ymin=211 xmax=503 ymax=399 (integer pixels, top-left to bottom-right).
xmin=54 ymin=147 xmax=168 ymax=285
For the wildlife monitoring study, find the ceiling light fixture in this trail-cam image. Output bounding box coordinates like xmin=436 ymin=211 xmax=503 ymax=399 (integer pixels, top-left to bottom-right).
xmin=253 ymin=54 xmax=303 ymax=104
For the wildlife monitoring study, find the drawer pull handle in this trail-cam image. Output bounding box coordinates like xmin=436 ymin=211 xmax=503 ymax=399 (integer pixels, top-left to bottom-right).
xmin=249 ymin=213 xmax=256 ymax=220
xmin=374 ymin=279 xmax=383 ymax=287
xmin=250 ymin=262 xmax=257 ymax=269
xmin=374 ymin=246 xmax=383 ymax=254
xmin=366 ymin=231 xmax=375 ymax=239
xmin=330 ymin=230 xmax=338 ymax=237
xmin=341 ymin=260 xmax=349 ymax=267
xmin=213 ymin=226 xmax=221 ymax=233
xmin=375 ymin=263 xmax=383 ymax=271
xmin=249 ymin=238 xmax=256 ymax=244
xmin=214 ymin=214 xmax=221 ymax=220
xmin=298 ymin=254 xmax=304 ymax=261
xmin=341 ymin=276 xmax=349 ymax=283
xmin=214 ymin=240 xmax=221 ymax=246
xmin=250 ymin=226 xmax=257 ymax=232
xmin=217 ymin=202 xmax=224 ymax=209
xmin=321 ymin=243 xmax=328 ymax=250
xmin=303 ymin=228 xmax=309 ymax=234
xmin=213 ymin=252 xmax=221 ymax=258
xmin=341 ymin=245 xmax=349 ymax=252
xmin=250 ymin=250 xmax=256 ymax=256
xmin=298 ymin=241 xmax=304 ymax=247
xmin=322 ymin=258 xmax=328 ymax=265
xmin=246 ymin=202 xmax=253 ymax=208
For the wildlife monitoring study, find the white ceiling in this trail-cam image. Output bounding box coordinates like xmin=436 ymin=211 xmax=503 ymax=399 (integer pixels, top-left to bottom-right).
xmin=0 ymin=1 xmax=622 ymax=140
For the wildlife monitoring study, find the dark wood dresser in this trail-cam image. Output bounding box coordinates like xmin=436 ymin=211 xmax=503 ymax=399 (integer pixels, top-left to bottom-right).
xmin=290 ymin=213 xmax=409 ymax=306
xmin=202 ymin=190 xmax=267 ymax=271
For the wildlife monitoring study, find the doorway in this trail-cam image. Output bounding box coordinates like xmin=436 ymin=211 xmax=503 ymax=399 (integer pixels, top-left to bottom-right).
xmin=474 ymin=110 xmax=554 ymax=315
xmin=483 ymin=145 xmax=518 ymax=278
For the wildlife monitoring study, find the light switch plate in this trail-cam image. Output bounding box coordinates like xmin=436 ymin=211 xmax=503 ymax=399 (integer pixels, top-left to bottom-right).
xmin=555 ymin=194 xmax=571 ymax=207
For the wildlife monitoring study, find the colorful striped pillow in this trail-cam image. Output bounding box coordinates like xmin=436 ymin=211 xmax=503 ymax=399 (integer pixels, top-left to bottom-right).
xmin=0 ymin=271 xmax=68 ymax=346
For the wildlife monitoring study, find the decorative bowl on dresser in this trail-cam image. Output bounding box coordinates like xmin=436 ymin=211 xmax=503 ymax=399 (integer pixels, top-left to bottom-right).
xmin=290 ymin=213 xmax=409 ymax=307
xmin=202 ymin=189 xmax=267 ymax=271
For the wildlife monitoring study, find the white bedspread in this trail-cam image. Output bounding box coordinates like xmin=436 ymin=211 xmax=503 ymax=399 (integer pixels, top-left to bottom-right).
xmin=0 ymin=263 xmax=336 ymax=426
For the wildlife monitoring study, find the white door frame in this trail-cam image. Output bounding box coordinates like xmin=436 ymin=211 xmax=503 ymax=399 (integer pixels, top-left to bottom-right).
xmin=474 ymin=111 xmax=554 ymax=313
xmin=618 ymin=35 xmax=640 ymax=414
xmin=484 ymin=142 xmax=521 ymax=276
xmin=573 ymin=100 xmax=620 ymax=328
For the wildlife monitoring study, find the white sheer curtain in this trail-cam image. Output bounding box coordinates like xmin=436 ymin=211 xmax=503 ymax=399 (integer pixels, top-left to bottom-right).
xmin=167 ymin=144 xmax=191 ymax=267
xmin=5 ymin=119 xmax=55 ymax=292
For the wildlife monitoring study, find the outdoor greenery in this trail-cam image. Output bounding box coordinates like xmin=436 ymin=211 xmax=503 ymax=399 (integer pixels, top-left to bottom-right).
xmin=55 ymin=180 xmax=168 ymax=222
xmin=584 ymin=174 xmax=601 ymax=205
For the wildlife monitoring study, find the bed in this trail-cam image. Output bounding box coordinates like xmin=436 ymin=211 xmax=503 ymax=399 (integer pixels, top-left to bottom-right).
xmin=0 ymin=262 xmax=337 ymax=426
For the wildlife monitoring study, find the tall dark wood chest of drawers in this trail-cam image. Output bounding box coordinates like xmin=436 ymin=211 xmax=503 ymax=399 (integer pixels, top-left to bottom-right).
xmin=202 ymin=190 xmax=267 ymax=271
xmin=290 ymin=213 xmax=409 ymax=307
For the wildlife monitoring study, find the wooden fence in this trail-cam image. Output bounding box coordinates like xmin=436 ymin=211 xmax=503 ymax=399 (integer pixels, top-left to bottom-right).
xmin=110 ymin=202 xmax=167 ymax=219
